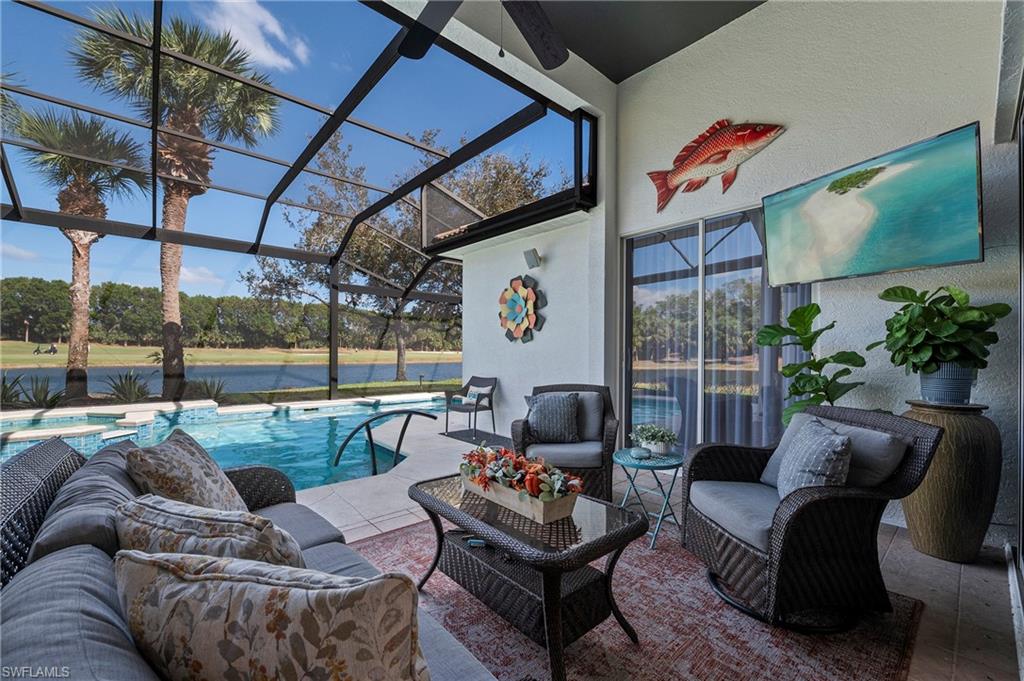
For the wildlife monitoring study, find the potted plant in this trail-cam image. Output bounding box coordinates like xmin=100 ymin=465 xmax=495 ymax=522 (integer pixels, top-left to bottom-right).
xmin=867 ymin=285 xmax=1011 ymax=404
xmin=630 ymin=423 xmax=678 ymax=455
xmin=756 ymin=303 xmax=866 ymax=424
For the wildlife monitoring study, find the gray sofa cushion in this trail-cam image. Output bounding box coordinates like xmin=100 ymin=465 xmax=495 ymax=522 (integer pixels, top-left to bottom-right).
xmin=256 ymin=502 xmax=346 ymax=548
xmin=526 ymin=392 xmax=580 ymax=443
xmin=27 ymin=440 xmax=141 ymax=562
xmin=301 ymin=541 xmax=379 ymax=579
xmin=0 ymin=545 xmax=160 ymax=681
xmin=689 ymin=481 xmax=780 ymax=552
xmin=526 ymin=441 xmax=604 ymax=468
xmin=762 ymin=412 xmax=911 ymax=488
xmin=542 ymin=391 xmax=604 ymax=441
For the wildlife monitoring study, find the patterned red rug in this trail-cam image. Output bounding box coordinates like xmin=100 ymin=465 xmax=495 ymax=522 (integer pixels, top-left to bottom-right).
xmin=352 ymin=522 xmax=921 ymax=681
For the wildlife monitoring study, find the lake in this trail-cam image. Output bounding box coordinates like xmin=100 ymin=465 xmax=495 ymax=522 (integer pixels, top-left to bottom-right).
xmin=7 ymin=362 xmax=462 ymax=394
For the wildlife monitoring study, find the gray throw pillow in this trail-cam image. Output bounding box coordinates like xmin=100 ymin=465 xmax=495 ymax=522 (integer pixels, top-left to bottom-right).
xmin=762 ymin=413 xmax=911 ymax=488
xmin=776 ymin=420 xmax=852 ymax=499
xmin=526 ymin=392 xmax=580 ymax=443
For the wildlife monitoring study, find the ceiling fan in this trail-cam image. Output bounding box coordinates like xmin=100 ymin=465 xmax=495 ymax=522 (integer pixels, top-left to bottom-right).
xmin=399 ymin=0 xmax=569 ymax=71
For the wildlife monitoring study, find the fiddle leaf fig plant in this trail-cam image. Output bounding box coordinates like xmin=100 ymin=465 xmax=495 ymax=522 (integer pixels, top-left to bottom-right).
xmin=866 ymin=285 xmax=1011 ymax=374
xmin=757 ymin=303 xmax=866 ymax=425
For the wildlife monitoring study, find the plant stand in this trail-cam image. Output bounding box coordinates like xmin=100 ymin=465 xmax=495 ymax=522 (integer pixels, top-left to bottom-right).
xmin=900 ymin=401 xmax=1001 ymax=563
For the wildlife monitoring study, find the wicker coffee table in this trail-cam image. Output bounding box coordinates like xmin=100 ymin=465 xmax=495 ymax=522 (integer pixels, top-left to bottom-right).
xmin=409 ymin=475 xmax=649 ymax=681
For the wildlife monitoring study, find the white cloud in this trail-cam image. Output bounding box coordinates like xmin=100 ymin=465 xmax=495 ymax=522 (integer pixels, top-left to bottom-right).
xmin=180 ymin=265 xmax=224 ymax=285
xmin=0 ymin=243 xmax=39 ymax=261
xmin=196 ymin=1 xmax=311 ymax=72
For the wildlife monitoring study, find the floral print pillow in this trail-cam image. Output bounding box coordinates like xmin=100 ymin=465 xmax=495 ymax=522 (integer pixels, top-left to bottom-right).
xmin=116 ymin=495 xmax=304 ymax=568
xmin=126 ymin=429 xmax=248 ymax=512
xmin=115 ymin=551 xmax=430 ymax=681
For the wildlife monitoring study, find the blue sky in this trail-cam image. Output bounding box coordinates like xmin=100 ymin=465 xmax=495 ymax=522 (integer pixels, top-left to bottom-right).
xmin=1 ymin=0 xmax=572 ymax=296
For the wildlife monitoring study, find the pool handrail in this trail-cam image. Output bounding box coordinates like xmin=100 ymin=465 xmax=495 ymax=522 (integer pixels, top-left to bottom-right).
xmin=331 ymin=409 xmax=438 ymax=474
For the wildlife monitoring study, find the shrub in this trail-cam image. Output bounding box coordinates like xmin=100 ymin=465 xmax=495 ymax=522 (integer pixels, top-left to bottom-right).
xmin=104 ymin=370 xmax=153 ymax=403
xmin=186 ymin=378 xmax=227 ymax=402
xmin=20 ymin=376 xmax=67 ymax=408
xmin=1 ymin=373 xmax=24 ymax=408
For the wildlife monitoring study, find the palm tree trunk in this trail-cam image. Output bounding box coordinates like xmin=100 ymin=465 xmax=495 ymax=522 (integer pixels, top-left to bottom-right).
xmin=160 ymin=183 xmax=189 ymax=400
xmin=394 ymin=313 xmax=408 ymax=382
xmin=65 ymin=237 xmax=93 ymax=399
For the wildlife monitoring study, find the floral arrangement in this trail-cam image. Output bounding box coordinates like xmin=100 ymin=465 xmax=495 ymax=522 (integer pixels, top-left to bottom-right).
xmin=459 ymin=446 xmax=582 ymax=501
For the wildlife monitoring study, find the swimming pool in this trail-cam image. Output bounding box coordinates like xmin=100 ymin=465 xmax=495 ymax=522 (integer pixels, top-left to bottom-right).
xmin=0 ymin=398 xmax=444 ymax=490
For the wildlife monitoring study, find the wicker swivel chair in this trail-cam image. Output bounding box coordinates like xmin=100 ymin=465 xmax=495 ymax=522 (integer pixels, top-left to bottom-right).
xmin=511 ymin=384 xmax=618 ymax=501
xmin=681 ymin=405 xmax=943 ymax=630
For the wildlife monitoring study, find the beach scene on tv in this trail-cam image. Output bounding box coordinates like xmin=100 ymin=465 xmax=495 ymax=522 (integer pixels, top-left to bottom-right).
xmin=763 ymin=124 xmax=982 ymax=286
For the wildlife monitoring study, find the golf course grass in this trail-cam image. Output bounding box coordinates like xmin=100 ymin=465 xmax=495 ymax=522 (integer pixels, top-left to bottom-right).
xmin=0 ymin=341 xmax=461 ymax=369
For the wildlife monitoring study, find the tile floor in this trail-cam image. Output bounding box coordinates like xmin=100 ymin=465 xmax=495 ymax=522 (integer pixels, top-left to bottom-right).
xmin=298 ymin=424 xmax=1020 ymax=680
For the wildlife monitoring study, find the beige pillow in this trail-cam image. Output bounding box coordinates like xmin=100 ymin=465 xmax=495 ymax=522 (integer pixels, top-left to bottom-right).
xmin=126 ymin=429 xmax=247 ymax=512
xmin=116 ymin=495 xmax=304 ymax=567
xmin=115 ymin=551 xmax=430 ymax=681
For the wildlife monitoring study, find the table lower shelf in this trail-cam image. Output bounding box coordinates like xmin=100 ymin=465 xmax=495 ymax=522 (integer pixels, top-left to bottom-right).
xmin=436 ymin=530 xmax=611 ymax=648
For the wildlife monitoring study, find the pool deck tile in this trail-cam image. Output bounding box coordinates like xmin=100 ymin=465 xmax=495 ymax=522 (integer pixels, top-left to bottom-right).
xmin=1 ymin=424 xmax=108 ymax=442
xmin=301 ymin=416 xmax=468 ymax=531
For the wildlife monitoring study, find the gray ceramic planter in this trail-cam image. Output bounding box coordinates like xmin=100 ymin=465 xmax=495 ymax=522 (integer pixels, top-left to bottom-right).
xmin=919 ymin=361 xmax=977 ymax=404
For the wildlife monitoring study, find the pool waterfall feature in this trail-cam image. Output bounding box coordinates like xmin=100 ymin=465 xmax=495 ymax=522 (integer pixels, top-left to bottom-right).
xmin=0 ymin=396 xmax=445 ymax=490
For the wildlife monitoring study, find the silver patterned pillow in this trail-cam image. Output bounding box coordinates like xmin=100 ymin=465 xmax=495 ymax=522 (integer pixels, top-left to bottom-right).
xmin=776 ymin=419 xmax=852 ymax=499
xmin=126 ymin=429 xmax=247 ymax=512
xmin=115 ymin=551 xmax=430 ymax=681
xmin=116 ymin=495 xmax=304 ymax=567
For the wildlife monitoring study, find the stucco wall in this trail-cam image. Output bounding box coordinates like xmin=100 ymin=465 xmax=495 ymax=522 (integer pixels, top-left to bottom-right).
xmin=460 ymin=216 xmax=605 ymax=432
xmin=617 ymin=0 xmax=1019 ymax=542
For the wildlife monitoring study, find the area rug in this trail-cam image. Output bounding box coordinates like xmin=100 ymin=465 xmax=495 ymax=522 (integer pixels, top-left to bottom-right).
xmin=441 ymin=429 xmax=514 ymax=449
xmin=352 ymin=522 xmax=921 ymax=681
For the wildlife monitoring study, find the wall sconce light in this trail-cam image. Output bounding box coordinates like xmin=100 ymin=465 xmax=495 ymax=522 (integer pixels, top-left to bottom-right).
xmin=523 ymin=248 xmax=542 ymax=269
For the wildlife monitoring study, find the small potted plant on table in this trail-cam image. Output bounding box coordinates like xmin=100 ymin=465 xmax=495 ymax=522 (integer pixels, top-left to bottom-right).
xmin=630 ymin=423 xmax=678 ymax=456
xmin=867 ymin=285 xmax=1011 ymax=404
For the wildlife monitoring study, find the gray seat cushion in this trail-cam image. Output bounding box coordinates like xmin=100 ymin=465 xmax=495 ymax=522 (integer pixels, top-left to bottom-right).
xmin=526 ymin=441 xmax=604 ymax=468
xmin=0 ymin=545 xmax=160 ymax=681
xmin=27 ymin=441 xmax=141 ymax=562
xmin=301 ymin=541 xmax=379 ymax=579
xmin=762 ymin=413 xmax=911 ymax=488
xmin=256 ymin=502 xmax=346 ymax=549
xmin=689 ymin=481 xmax=780 ymax=552
xmin=419 ymin=611 xmax=495 ymax=681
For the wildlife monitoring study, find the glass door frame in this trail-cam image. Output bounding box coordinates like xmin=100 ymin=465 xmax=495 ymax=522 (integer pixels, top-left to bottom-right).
xmin=620 ymin=204 xmax=763 ymax=448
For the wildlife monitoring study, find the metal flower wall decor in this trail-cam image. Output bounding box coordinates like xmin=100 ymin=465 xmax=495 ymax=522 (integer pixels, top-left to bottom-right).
xmin=498 ymin=275 xmax=546 ymax=343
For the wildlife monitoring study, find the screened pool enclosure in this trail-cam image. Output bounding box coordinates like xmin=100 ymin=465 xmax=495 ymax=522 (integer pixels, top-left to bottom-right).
xmin=0 ymin=0 xmax=597 ymax=398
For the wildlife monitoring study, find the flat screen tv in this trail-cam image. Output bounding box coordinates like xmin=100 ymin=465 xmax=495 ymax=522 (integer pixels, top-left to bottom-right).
xmin=762 ymin=122 xmax=983 ymax=287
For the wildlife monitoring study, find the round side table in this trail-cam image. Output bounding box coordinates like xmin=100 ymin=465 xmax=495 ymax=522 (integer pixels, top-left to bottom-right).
xmin=901 ymin=400 xmax=1002 ymax=563
xmin=613 ymin=448 xmax=685 ymax=549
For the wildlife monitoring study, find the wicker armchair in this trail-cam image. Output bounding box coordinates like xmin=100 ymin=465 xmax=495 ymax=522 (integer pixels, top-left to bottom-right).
xmin=681 ymin=405 xmax=943 ymax=629
xmin=511 ymin=384 xmax=618 ymax=501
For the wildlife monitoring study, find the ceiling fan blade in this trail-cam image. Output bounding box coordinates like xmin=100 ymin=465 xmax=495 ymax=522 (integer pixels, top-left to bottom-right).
xmin=399 ymin=0 xmax=463 ymax=60
xmin=501 ymin=1 xmax=569 ymax=70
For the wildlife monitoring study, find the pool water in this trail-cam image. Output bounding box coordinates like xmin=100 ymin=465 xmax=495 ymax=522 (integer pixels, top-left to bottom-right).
xmin=3 ymin=399 xmax=444 ymax=491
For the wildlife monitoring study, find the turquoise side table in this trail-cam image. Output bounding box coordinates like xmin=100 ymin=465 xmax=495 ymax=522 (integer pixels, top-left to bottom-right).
xmin=613 ymin=447 xmax=685 ymax=549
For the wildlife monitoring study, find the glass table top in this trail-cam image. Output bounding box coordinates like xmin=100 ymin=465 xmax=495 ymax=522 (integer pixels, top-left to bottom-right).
xmin=411 ymin=475 xmax=646 ymax=557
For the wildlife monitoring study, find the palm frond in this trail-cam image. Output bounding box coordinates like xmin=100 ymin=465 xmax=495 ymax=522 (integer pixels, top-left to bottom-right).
xmin=73 ymin=8 xmax=279 ymax=148
xmin=16 ymin=108 xmax=149 ymax=200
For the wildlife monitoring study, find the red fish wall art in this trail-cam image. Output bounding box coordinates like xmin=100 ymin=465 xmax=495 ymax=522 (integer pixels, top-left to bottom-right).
xmin=647 ymin=119 xmax=785 ymax=212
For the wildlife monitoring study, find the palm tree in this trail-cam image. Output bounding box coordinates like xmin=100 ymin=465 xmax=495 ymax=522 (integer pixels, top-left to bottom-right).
xmin=16 ymin=109 xmax=148 ymax=398
xmin=72 ymin=9 xmax=279 ymax=398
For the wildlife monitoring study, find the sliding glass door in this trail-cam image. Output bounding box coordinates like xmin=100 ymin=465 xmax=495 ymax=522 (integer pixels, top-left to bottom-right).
xmin=624 ymin=208 xmax=809 ymax=453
